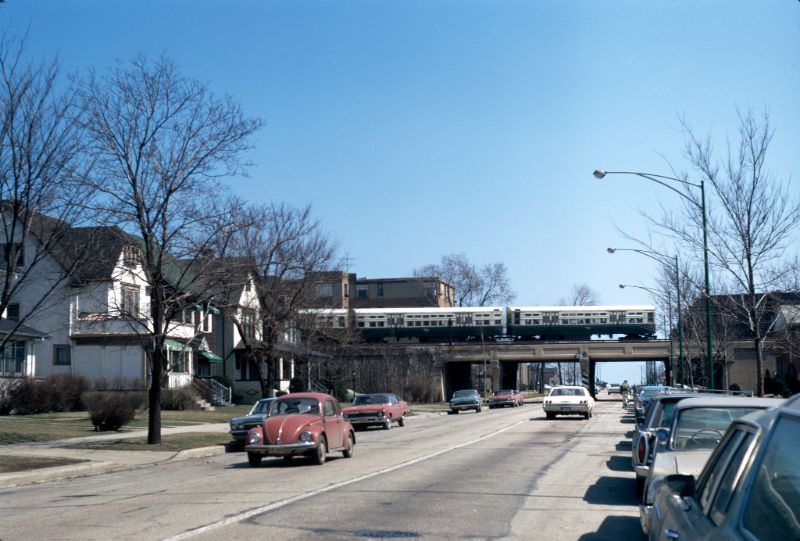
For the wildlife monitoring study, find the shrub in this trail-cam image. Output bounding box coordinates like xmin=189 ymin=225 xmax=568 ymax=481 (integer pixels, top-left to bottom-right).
xmin=3 ymin=375 xmax=90 ymax=414
xmin=48 ymin=374 xmax=89 ymax=411
xmin=83 ymin=391 xmax=140 ymax=431
xmin=160 ymin=388 xmax=198 ymax=410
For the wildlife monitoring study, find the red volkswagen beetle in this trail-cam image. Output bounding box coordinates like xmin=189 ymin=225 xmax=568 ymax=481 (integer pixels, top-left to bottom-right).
xmin=245 ymin=392 xmax=356 ymax=466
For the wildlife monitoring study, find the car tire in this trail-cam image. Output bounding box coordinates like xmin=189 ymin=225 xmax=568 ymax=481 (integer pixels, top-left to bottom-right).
xmin=310 ymin=435 xmax=327 ymax=465
xmin=398 ymin=415 xmax=405 ymax=427
xmin=476 ymin=406 xmax=482 ymax=413
xmin=450 ymin=409 xmax=459 ymax=415
xmin=546 ymin=412 xmax=555 ymax=420
xmin=584 ymin=412 xmax=590 ymax=420
xmin=247 ymin=452 xmax=261 ymax=467
xmin=342 ymin=432 xmax=355 ymax=458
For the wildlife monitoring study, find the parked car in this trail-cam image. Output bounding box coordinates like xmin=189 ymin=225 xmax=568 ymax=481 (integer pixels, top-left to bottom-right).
xmin=543 ymin=385 xmax=594 ymax=420
xmin=644 ymin=393 xmax=799 ymax=541
xmin=631 ymin=393 xmax=697 ymax=497
xmin=245 ymin=392 xmax=355 ymax=467
xmin=229 ymin=397 xmax=276 ymax=450
xmin=449 ymin=389 xmax=482 ymax=414
xmin=342 ymin=393 xmax=408 ymax=430
xmin=639 ymin=395 xmax=784 ymax=533
xmin=488 ymin=389 xmax=524 ymax=408
xmin=633 ymin=385 xmax=674 ymax=422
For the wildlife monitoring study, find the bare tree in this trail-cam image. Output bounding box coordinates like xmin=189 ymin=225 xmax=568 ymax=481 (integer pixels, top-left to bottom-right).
xmin=218 ymin=203 xmax=339 ymax=398
xmin=683 ymin=111 xmax=799 ymax=395
xmin=557 ymin=283 xmax=600 ymax=306
xmin=414 ymin=254 xmax=515 ymax=306
xmin=78 ymin=55 xmax=262 ymax=443
xmin=649 ymin=110 xmax=800 ymax=395
xmin=0 ymin=36 xmax=95 ymax=351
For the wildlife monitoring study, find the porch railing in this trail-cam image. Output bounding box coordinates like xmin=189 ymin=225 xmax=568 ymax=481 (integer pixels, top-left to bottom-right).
xmin=193 ymin=377 xmax=232 ymax=406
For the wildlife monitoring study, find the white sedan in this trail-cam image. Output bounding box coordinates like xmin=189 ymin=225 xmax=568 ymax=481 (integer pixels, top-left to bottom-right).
xmin=543 ymin=386 xmax=594 ymax=420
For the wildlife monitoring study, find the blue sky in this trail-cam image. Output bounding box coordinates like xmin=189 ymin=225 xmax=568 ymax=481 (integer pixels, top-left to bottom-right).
xmin=4 ymin=1 xmax=799 ymax=383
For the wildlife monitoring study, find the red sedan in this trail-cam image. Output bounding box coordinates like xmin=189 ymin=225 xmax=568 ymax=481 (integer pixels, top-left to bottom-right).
xmin=245 ymin=392 xmax=356 ymax=466
xmin=342 ymin=393 xmax=409 ymax=430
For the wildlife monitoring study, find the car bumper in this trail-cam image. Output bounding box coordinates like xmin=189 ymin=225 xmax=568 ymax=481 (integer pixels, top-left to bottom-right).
xmin=543 ymin=405 xmax=589 ymax=414
xmin=245 ymin=442 xmax=317 ymax=456
xmin=639 ymin=503 xmax=653 ymax=535
xmin=450 ymin=403 xmax=480 ymax=410
xmin=633 ymin=463 xmax=650 ymax=479
xmin=345 ymin=415 xmax=386 ymax=426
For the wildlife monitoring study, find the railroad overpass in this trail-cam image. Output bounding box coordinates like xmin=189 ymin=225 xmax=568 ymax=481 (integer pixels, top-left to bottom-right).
xmin=309 ymin=339 xmax=671 ymax=400
xmin=434 ymin=340 xmax=671 ymax=397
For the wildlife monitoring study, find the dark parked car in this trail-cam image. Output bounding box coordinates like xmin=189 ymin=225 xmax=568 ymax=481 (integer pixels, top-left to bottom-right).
xmin=228 ymin=397 xmax=276 ymax=450
xmin=631 ymin=393 xmax=697 ymax=497
xmin=449 ymin=389 xmax=482 ymax=414
xmin=644 ymin=393 xmax=799 ymax=541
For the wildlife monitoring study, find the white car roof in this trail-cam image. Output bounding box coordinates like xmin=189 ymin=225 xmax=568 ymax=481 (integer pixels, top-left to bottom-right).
xmin=674 ymin=395 xmax=784 ymax=410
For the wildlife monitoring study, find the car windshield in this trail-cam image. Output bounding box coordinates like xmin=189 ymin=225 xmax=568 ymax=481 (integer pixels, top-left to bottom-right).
xmin=353 ymin=395 xmax=390 ymax=405
xmin=673 ymin=407 xmax=761 ymax=450
xmin=551 ymin=388 xmax=585 ymax=397
xmin=271 ymin=397 xmax=320 ymax=416
xmin=250 ymin=400 xmax=273 ymax=415
xmin=494 ymin=390 xmax=514 ymax=395
xmin=453 ymin=390 xmax=476 ymax=398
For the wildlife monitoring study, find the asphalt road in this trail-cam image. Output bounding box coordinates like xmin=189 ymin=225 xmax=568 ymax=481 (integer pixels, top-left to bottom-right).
xmin=0 ymin=399 xmax=645 ymax=541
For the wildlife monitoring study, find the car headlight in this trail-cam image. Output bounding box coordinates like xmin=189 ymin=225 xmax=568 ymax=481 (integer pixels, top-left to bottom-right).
xmin=299 ymin=431 xmax=313 ymax=443
xmin=247 ymin=431 xmax=262 ymax=444
xmin=376 ymin=411 xmax=384 ymax=417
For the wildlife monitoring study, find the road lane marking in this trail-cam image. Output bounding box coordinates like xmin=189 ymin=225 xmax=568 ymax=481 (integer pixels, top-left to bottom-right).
xmin=161 ymin=419 xmax=526 ymax=541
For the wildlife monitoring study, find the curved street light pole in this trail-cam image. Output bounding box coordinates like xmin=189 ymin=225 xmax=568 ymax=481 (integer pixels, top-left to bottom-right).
xmin=596 ymin=170 xmax=714 ymax=389
xmin=610 ymin=248 xmax=685 ymax=386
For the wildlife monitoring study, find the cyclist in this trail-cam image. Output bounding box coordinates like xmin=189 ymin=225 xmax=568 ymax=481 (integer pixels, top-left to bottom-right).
xmin=620 ymin=380 xmax=631 ymax=408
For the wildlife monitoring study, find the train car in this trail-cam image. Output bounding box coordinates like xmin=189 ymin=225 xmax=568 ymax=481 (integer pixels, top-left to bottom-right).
xmin=353 ymin=306 xmax=505 ymax=342
xmin=506 ymin=305 xmax=655 ymax=340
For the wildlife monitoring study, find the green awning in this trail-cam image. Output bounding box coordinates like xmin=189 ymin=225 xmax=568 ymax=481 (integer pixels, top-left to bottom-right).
xmin=164 ymin=339 xmax=190 ymax=351
xmin=200 ymin=350 xmax=223 ymax=364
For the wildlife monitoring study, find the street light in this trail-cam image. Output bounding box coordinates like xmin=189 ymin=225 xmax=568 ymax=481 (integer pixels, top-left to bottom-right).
xmin=595 ymin=169 xmax=714 ymax=389
xmin=610 ymin=247 xmax=685 ymax=386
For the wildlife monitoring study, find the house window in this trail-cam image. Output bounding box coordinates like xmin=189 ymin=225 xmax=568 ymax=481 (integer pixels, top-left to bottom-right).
xmin=2 ymin=340 xmax=25 ymax=375
xmin=122 ymin=245 xmax=141 ymax=267
xmin=314 ymin=283 xmax=333 ymax=298
xmin=202 ymin=313 xmax=211 ymax=333
xmin=5 ymin=303 xmax=19 ymax=320
xmin=121 ymin=285 xmax=140 ymax=317
xmin=357 ymin=285 xmax=368 ymax=299
xmin=241 ymin=308 xmax=256 ymax=339
xmin=170 ymin=349 xmax=189 ymax=373
xmin=54 ymin=345 xmax=71 ymax=366
xmin=377 ymin=283 xmax=384 ymax=297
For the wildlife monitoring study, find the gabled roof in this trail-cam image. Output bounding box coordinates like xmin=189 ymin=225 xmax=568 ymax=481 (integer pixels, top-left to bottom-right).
xmin=47 ymin=226 xmax=142 ymax=283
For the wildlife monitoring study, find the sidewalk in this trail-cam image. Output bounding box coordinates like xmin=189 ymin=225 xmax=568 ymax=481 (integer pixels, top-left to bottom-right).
xmin=0 ymin=423 xmax=230 ymax=488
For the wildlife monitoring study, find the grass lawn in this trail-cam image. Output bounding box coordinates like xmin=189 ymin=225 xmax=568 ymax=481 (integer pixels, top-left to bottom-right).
xmin=0 ymin=405 xmax=251 ymax=444
xmin=0 ymin=455 xmax=88 ymax=473
xmin=64 ymin=432 xmax=230 ymax=452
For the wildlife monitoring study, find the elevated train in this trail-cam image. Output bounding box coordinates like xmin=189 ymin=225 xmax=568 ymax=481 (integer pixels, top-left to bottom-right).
xmin=302 ymin=305 xmax=656 ymax=343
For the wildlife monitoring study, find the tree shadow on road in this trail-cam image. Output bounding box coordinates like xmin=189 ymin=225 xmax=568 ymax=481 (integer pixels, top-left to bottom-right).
xmin=577 ymin=516 xmax=645 ymax=541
